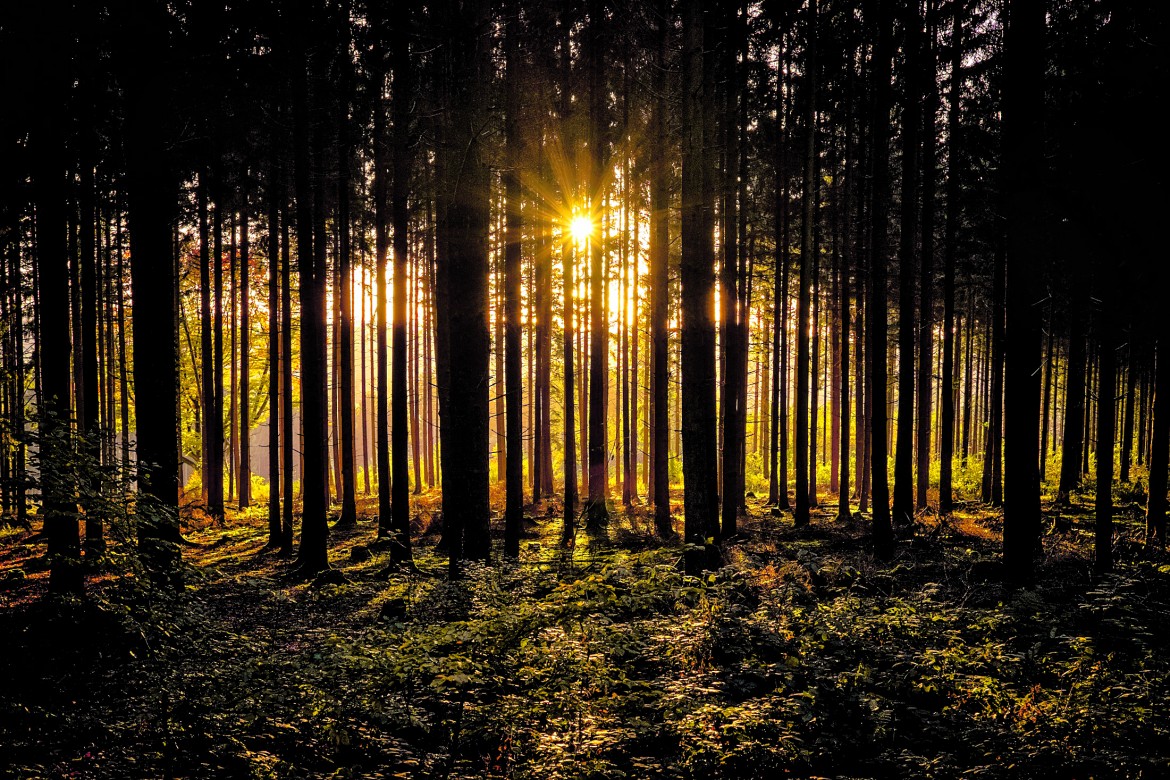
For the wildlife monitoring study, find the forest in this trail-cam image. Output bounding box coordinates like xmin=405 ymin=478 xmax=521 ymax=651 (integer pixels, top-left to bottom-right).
xmin=1 ymin=0 xmax=1168 ymax=776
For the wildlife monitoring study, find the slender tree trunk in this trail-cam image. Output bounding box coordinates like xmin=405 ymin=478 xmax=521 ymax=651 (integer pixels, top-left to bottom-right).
xmin=680 ymin=0 xmax=720 ymax=572
xmin=651 ymin=0 xmax=672 ymax=537
xmin=869 ymin=0 xmax=894 ymax=555
xmin=940 ymin=4 xmax=962 ymax=512
xmin=586 ymin=0 xmax=609 ymax=532
xmin=916 ymin=8 xmax=937 ymax=511
xmin=793 ymin=0 xmax=817 ymax=528
xmin=503 ymin=2 xmax=524 ymax=556
xmin=1147 ymin=330 xmax=1170 ymax=544
xmin=336 ymin=57 xmax=358 ymax=527
xmin=267 ymin=151 xmax=281 ymax=546
xmin=239 ymin=195 xmax=252 ymax=509
xmin=892 ymin=3 xmax=921 ymax=526
xmin=389 ymin=14 xmax=414 ymax=563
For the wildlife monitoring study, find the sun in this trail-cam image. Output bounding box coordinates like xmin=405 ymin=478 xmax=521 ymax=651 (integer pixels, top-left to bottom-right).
xmin=569 ymin=214 xmax=593 ymax=245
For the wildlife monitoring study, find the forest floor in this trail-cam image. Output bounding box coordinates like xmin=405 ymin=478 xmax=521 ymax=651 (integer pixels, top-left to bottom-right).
xmin=2 ymin=486 xmax=1170 ymax=779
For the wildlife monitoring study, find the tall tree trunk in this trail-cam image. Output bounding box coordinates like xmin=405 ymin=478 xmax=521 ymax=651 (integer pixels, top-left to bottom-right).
xmin=33 ymin=3 xmax=82 ymax=592
xmin=123 ymin=0 xmax=181 ymax=581
xmin=586 ymin=0 xmax=609 ymax=532
xmin=916 ymin=7 xmax=937 ymax=512
xmin=869 ymin=0 xmax=894 ymax=556
xmin=440 ymin=0 xmax=493 ymax=572
xmin=293 ymin=10 xmax=329 ymax=573
xmin=940 ymin=3 xmax=962 ymax=513
xmin=239 ymin=195 xmax=252 ymax=509
xmin=793 ymin=0 xmax=817 ymax=528
xmin=651 ymin=0 xmax=672 ymax=538
xmin=1002 ymin=0 xmax=1045 ymax=585
xmin=267 ymin=150 xmax=281 ymax=546
xmin=374 ymin=46 xmax=392 ymax=538
xmin=390 ymin=13 xmax=414 ymax=564
xmin=680 ymin=0 xmax=720 ymax=572
xmin=892 ymin=3 xmax=921 ymax=526
xmin=1147 ymin=329 xmax=1170 ymax=544
xmin=503 ymin=1 xmax=524 ymax=557
xmin=336 ymin=51 xmax=358 ymax=527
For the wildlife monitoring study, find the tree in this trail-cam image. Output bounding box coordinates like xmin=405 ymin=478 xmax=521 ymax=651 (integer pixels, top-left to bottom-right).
xmin=793 ymin=0 xmax=817 ymax=529
xmin=680 ymin=0 xmax=719 ymax=573
xmin=503 ymin=0 xmax=525 ymax=558
xmin=122 ymin=0 xmax=182 ymax=581
xmin=892 ymin=2 xmax=922 ymax=527
xmin=585 ymin=0 xmax=609 ymax=534
xmin=292 ymin=2 xmax=330 ymax=574
xmin=390 ymin=11 xmax=414 ymax=565
xmin=1001 ymin=0 xmax=1045 ymax=585
xmin=650 ymin=0 xmax=672 ymax=539
xmin=868 ymin=0 xmax=894 ymax=557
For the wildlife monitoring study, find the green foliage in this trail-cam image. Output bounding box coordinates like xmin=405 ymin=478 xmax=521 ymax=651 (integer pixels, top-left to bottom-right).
xmin=4 ymin=512 xmax=1170 ymax=778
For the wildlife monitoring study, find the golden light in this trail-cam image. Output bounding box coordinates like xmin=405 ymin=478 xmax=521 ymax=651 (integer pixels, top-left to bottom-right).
xmin=569 ymin=214 xmax=593 ymax=245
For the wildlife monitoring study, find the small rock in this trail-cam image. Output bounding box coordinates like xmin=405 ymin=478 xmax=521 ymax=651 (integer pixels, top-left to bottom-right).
xmin=350 ymin=544 xmax=371 ymax=563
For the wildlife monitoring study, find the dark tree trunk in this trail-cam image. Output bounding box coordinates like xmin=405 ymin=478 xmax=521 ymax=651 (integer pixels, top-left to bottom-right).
xmin=267 ymin=149 xmax=281 ymax=546
xmin=292 ymin=11 xmax=330 ymax=573
xmin=440 ymin=0 xmax=493 ymax=572
xmin=651 ymin=0 xmax=672 ymax=538
xmin=868 ymin=0 xmax=894 ymax=556
xmin=239 ymin=194 xmax=252 ymax=509
xmin=892 ymin=3 xmax=921 ymax=526
xmin=586 ymin=0 xmax=609 ymax=533
xmin=720 ymin=0 xmax=744 ymax=538
xmin=680 ymin=0 xmax=720 ymax=572
xmin=916 ymin=7 xmax=937 ymax=512
xmin=1120 ymin=348 xmax=1136 ymax=483
xmin=122 ymin=0 xmax=181 ymax=581
xmin=33 ymin=4 xmax=82 ymax=592
xmin=374 ymin=43 xmax=392 ymax=539
xmin=1147 ymin=329 xmax=1170 ymax=544
xmin=503 ymin=1 xmax=524 ymax=557
xmin=1002 ymin=0 xmax=1045 ymax=585
xmin=390 ymin=14 xmax=414 ymax=564
xmin=336 ymin=51 xmax=358 ymax=528
xmin=939 ymin=2 xmax=962 ymax=514
xmin=1095 ymin=316 xmax=1115 ymax=573
xmin=793 ymin=0 xmax=817 ymax=528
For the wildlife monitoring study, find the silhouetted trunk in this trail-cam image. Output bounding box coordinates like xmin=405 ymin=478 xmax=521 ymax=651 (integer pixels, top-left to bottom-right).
xmin=336 ymin=54 xmax=357 ymax=527
xmin=374 ymin=44 xmax=392 ymax=538
xmin=503 ymin=2 xmax=524 ymax=557
xmin=651 ymin=0 xmax=671 ymax=538
xmin=939 ymin=1 xmax=961 ymax=514
xmin=1095 ymin=315 xmax=1115 ymax=573
xmin=123 ymin=1 xmax=181 ymax=581
xmin=267 ymin=149 xmax=281 ymax=546
xmin=1147 ymin=329 xmax=1170 ymax=544
xmin=293 ymin=12 xmax=329 ymax=573
xmin=1120 ymin=349 xmax=1136 ymax=483
xmin=1002 ymin=0 xmax=1045 ymax=585
xmin=892 ymin=3 xmax=921 ymax=526
xmin=680 ymin=0 xmax=720 ymax=572
xmin=34 ymin=7 xmax=82 ymax=592
xmin=793 ymin=0 xmax=817 ymax=528
xmin=239 ymin=195 xmax=252 ymax=509
xmin=720 ymin=0 xmax=744 ymax=538
xmin=586 ymin=0 xmax=609 ymax=532
xmin=869 ymin=0 xmax=894 ymax=556
xmin=916 ymin=10 xmax=937 ymax=511
xmin=440 ymin=0 xmax=493 ymax=572
xmin=389 ymin=14 xmax=414 ymax=564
